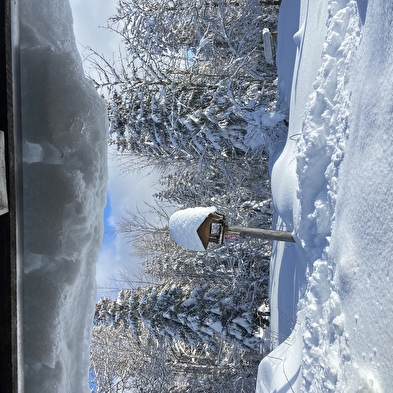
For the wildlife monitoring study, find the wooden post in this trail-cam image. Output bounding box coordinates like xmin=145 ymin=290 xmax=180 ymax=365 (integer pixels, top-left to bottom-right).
xmin=263 ymin=28 xmax=274 ymax=65
xmin=224 ymin=225 xmax=295 ymax=243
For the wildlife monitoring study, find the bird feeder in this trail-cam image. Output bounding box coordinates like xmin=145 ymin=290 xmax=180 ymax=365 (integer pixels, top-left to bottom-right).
xmin=169 ymin=207 xmax=295 ymax=252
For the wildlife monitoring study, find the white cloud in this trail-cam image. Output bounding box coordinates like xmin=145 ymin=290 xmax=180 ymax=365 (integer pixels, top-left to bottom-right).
xmin=69 ymin=0 xmax=121 ymax=60
xmin=96 ymin=232 xmax=143 ymax=299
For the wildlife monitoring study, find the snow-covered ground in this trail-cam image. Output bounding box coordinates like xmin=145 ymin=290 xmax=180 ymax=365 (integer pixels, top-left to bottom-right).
xmin=257 ymin=0 xmax=393 ymax=391
xmin=20 ymin=0 xmax=108 ymax=391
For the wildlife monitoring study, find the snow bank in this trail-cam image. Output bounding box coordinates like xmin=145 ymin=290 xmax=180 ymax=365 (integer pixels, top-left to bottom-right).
xmin=257 ymin=0 xmax=392 ymax=391
xmin=271 ymin=0 xmax=328 ymax=232
xmin=169 ymin=206 xmax=217 ymax=251
xmin=266 ymin=0 xmax=330 ymax=350
xmin=20 ymin=0 xmax=108 ymax=391
xmin=256 ymin=312 xmax=304 ymax=393
xmin=323 ymin=0 xmax=393 ymax=390
xmin=294 ymin=2 xmax=365 ymax=390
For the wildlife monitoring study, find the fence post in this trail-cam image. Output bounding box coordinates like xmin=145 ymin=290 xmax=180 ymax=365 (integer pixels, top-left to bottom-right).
xmin=263 ymin=28 xmax=274 ymax=65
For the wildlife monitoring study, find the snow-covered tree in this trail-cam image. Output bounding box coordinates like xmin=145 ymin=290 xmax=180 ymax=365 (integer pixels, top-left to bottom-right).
xmin=88 ymin=0 xmax=282 ymax=164
xmin=95 ymin=275 xmax=267 ymax=354
xmin=90 ymin=319 xmax=261 ymax=392
xmin=90 ymin=322 xmax=182 ymax=393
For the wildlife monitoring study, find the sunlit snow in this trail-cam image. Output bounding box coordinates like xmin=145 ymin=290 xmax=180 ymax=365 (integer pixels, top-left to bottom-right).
xmin=20 ymin=0 xmax=108 ymax=391
xmin=258 ymin=0 xmax=392 ymax=392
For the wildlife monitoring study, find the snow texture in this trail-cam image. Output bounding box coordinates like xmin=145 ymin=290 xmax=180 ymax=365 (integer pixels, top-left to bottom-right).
xmin=20 ymin=0 xmax=108 ymax=392
xmin=258 ymin=0 xmax=393 ymax=392
xmin=169 ymin=206 xmax=217 ymax=251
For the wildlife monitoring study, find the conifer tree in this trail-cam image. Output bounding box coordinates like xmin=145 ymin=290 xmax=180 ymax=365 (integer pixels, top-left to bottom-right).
xmin=94 ymin=278 xmax=266 ymax=354
xmin=89 ymin=0 xmax=281 ymax=163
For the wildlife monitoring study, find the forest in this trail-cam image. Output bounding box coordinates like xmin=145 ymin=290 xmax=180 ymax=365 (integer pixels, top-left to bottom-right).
xmin=89 ymin=1 xmax=284 ymax=391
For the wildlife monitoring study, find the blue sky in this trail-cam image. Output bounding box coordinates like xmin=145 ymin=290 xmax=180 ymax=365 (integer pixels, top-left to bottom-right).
xmin=69 ymin=0 xmax=159 ymax=298
xmin=102 ymin=193 xmax=115 ymax=247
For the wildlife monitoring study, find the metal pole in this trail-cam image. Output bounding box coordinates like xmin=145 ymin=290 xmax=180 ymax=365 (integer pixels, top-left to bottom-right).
xmin=224 ymin=225 xmax=295 ymax=243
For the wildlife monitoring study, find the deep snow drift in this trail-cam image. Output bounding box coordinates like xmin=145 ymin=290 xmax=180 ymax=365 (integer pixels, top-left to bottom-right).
xmin=257 ymin=0 xmax=393 ymax=392
xmin=20 ymin=0 xmax=108 ymax=391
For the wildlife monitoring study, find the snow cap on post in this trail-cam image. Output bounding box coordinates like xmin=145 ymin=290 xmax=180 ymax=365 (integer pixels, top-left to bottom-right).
xmin=169 ymin=206 xmax=217 ymax=251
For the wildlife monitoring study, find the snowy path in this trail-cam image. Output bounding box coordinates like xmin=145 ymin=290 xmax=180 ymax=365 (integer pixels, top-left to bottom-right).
xmin=269 ymin=0 xmax=330 ymax=347
xmin=297 ymin=2 xmax=363 ymax=389
xmin=258 ymin=0 xmax=393 ymax=391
